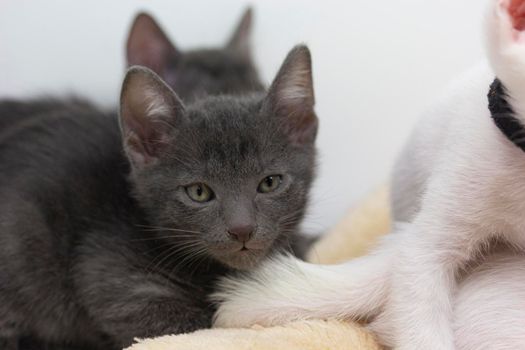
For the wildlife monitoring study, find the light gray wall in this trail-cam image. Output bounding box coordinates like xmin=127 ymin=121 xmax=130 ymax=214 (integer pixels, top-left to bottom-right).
xmin=0 ymin=0 xmax=488 ymax=232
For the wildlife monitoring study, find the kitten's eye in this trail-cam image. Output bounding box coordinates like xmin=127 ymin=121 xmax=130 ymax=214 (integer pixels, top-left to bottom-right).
xmin=258 ymin=175 xmax=282 ymax=193
xmin=185 ymin=183 xmax=214 ymax=203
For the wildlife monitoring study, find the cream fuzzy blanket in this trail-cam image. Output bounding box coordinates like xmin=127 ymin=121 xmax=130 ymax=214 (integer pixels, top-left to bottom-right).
xmin=128 ymin=186 xmax=390 ymax=350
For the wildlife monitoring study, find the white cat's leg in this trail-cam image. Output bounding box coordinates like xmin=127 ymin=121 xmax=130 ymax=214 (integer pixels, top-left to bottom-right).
xmin=454 ymin=254 xmax=525 ymax=350
xmin=368 ymin=214 xmax=493 ymax=350
xmin=390 ymin=132 xmax=431 ymax=222
xmin=213 ymin=232 xmax=401 ymax=328
xmin=367 ymin=2 xmax=525 ymax=348
xmin=390 ymin=119 xmax=447 ymax=222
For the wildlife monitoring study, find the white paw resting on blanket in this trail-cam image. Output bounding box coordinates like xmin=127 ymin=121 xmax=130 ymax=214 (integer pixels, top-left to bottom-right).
xmin=213 ymin=236 xmax=394 ymax=329
xmin=212 ymin=255 xmax=333 ymax=328
xmin=128 ymin=185 xmax=391 ymax=349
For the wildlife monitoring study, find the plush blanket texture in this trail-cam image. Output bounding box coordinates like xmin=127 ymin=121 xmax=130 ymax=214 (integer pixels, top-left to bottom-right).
xmin=128 ymin=185 xmax=390 ymax=350
xmin=128 ymin=320 xmax=382 ymax=350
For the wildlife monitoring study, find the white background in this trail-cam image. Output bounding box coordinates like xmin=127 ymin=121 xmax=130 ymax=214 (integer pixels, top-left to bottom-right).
xmin=0 ymin=0 xmax=488 ymax=233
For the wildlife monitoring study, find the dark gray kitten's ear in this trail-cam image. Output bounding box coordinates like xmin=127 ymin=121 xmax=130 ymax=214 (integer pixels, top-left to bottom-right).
xmin=226 ymin=7 xmax=253 ymax=59
xmin=119 ymin=66 xmax=185 ymax=167
xmin=264 ymin=45 xmax=318 ymax=145
xmin=126 ymin=13 xmax=180 ymax=75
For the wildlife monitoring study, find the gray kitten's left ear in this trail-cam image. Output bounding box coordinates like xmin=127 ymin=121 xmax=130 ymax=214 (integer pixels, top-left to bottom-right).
xmin=126 ymin=13 xmax=180 ymax=75
xmin=264 ymin=45 xmax=318 ymax=145
xmin=226 ymin=7 xmax=253 ymax=59
xmin=119 ymin=66 xmax=185 ymax=168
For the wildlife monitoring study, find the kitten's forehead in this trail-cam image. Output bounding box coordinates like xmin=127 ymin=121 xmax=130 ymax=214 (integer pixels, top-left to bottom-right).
xmin=175 ymin=95 xmax=285 ymax=179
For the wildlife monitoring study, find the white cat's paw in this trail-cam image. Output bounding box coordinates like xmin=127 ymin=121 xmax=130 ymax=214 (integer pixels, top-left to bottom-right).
xmin=212 ymin=276 xmax=275 ymax=328
xmin=212 ymin=254 xmax=308 ymax=328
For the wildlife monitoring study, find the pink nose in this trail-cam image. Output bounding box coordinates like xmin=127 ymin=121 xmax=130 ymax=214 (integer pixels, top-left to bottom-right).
xmin=227 ymin=225 xmax=254 ymax=243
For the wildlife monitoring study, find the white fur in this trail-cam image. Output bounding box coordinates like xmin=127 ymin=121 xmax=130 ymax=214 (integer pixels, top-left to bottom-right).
xmin=453 ymin=252 xmax=525 ymax=350
xmin=213 ymin=232 xmax=397 ymax=326
xmin=144 ymin=87 xmax=172 ymax=118
xmin=214 ymin=1 xmax=525 ymax=349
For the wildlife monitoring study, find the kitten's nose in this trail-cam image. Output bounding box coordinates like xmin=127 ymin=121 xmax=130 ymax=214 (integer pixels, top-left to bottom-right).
xmin=227 ymin=225 xmax=254 ymax=243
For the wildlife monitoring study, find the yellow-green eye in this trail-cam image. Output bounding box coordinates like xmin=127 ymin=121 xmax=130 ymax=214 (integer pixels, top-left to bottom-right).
xmin=258 ymin=175 xmax=282 ymax=193
xmin=185 ymin=183 xmax=214 ymax=203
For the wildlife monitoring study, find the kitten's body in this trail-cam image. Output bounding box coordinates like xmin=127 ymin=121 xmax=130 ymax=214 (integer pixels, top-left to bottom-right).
xmin=214 ymin=1 xmax=525 ymax=349
xmin=0 ymin=10 xmax=271 ymax=349
xmin=0 ymin=99 xmax=221 ymax=349
xmin=0 ymin=45 xmax=318 ymax=349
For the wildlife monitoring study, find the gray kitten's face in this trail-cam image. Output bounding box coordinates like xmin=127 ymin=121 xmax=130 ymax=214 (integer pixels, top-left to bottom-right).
xmin=126 ymin=9 xmax=262 ymax=102
xmin=136 ymin=99 xmax=314 ymax=269
xmin=119 ymin=46 xmax=317 ymax=270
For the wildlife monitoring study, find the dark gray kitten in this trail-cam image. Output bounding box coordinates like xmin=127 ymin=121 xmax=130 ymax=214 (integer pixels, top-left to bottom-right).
xmin=126 ymin=8 xmax=264 ymax=101
xmin=0 ymin=46 xmax=317 ymax=350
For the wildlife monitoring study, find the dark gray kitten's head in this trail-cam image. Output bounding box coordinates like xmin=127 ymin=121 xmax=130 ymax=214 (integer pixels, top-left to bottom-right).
xmin=126 ymin=8 xmax=263 ymax=101
xmin=119 ymin=46 xmax=317 ymax=270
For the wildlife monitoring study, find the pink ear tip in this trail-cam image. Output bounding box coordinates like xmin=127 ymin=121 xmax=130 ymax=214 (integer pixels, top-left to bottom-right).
xmin=510 ymin=0 xmax=525 ymax=30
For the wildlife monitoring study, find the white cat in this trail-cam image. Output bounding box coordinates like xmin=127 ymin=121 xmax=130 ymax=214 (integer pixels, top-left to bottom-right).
xmin=213 ymin=0 xmax=525 ymax=349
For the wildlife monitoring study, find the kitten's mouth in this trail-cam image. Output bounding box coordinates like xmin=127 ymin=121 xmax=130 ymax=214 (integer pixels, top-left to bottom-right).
xmin=243 ymin=240 xmax=267 ymax=250
xmin=238 ymin=241 xmax=266 ymax=252
xmin=212 ymin=245 xmax=265 ymax=270
xmin=237 ymin=245 xmax=259 ymax=253
xmin=212 ymin=241 xmax=269 ymax=270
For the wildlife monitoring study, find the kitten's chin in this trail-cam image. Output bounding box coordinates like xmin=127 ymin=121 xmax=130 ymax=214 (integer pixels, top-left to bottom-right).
xmin=214 ymin=249 xmax=267 ymax=270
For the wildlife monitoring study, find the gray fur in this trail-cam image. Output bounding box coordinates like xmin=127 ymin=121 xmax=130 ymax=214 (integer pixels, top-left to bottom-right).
xmin=126 ymin=8 xmax=264 ymax=102
xmin=0 ymin=45 xmax=317 ymax=349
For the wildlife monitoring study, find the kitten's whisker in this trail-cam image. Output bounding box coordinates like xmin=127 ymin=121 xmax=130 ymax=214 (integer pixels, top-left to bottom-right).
xmin=169 ymin=246 xmax=208 ymax=275
xmin=140 ymin=240 xmax=193 ymax=255
xmin=180 ymin=248 xmax=208 ymax=276
xmin=153 ymin=242 xmax=205 ymax=270
xmin=135 ymin=224 xmax=205 ymax=235
xmin=132 ymin=234 xmax=197 ymax=242
xmin=164 ymin=247 xmax=203 ymax=276
xmin=149 ymin=240 xmax=203 ymax=267
xmin=187 ymin=252 xmax=210 ymax=277
xmin=145 ymin=240 xmax=204 ymax=274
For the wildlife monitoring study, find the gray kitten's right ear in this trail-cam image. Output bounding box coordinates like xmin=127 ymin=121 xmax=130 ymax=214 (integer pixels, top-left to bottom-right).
xmin=226 ymin=7 xmax=253 ymax=59
xmin=119 ymin=66 xmax=185 ymax=167
xmin=126 ymin=13 xmax=180 ymax=75
xmin=264 ymin=45 xmax=318 ymax=145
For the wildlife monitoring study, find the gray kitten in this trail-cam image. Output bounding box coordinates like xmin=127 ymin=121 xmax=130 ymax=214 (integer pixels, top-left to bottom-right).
xmin=0 ymin=45 xmax=317 ymax=350
xmin=126 ymin=8 xmax=264 ymax=101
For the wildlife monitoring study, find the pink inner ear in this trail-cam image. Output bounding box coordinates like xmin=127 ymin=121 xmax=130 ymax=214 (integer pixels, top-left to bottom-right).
xmin=128 ymin=40 xmax=172 ymax=74
xmin=510 ymin=0 xmax=525 ymax=31
xmin=122 ymin=105 xmax=171 ymax=166
xmin=280 ymin=107 xmax=318 ymax=145
xmin=125 ymin=123 xmax=170 ymax=167
xmin=127 ymin=15 xmax=177 ymax=75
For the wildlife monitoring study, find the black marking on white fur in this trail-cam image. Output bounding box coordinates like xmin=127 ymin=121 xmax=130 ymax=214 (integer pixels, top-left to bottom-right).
xmin=489 ymin=79 xmax=525 ymax=153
